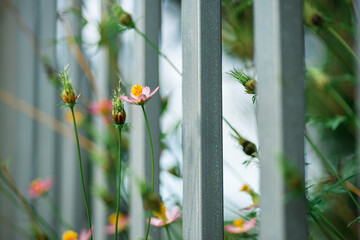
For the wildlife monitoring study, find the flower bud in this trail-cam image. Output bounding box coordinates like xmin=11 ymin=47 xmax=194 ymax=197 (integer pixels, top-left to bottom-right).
xmin=112 ymin=109 xmax=126 ymax=125
xmin=59 ymin=65 xmax=79 ymax=105
xmin=245 ymin=79 xmax=256 ymax=94
xmin=118 ymin=12 xmax=133 ymax=28
xmin=112 ymin=81 xmax=126 ymax=125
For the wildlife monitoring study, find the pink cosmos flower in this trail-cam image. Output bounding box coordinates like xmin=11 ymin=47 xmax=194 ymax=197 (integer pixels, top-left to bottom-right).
xmin=147 ymin=205 xmax=182 ymax=227
xmin=27 ymin=177 xmax=54 ymax=199
xmin=79 ymin=228 xmax=93 ymax=240
xmin=89 ymin=99 xmax=112 ymax=116
xmin=120 ymin=84 xmax=159 ymax=105
xmin=104 ymin=213 xmax=130 ymax=234
xmin=88 ymin=99 xmax=113 ymax=124
xmin=225 ymin=218 xmax=256 ymax=234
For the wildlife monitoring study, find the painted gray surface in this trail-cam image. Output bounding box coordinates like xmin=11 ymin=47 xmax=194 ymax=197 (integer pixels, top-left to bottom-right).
xmin=254 ymin=0 xmax=307 ymax=239
xmin=129 ymin=0 xmax=161 ymax=239
xmin=0 ymin=0 xmax=90 ymax=238
xmin=182 ymin=0 xmax=223 ymax=239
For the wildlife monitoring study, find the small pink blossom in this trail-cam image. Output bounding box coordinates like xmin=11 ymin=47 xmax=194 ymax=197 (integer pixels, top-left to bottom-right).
xmin=27 ymin=177 xmax=54 ymax=199
xmin=79 ymin=228 xmax=93 ymax=240
xmin=147 ymin=205 xmax=182 ymax=227
xmin=88 ymin=99 xmax=113 ymax=124
xmin=225 ymin=218 xmax=256 ymax=234
xmin=89 ymin=99 xmax=112 ymax=115
xmin=120 ymin=85 xmax=159 ymax=105
xmin=104 ymin=213 xmax=130 ymax=234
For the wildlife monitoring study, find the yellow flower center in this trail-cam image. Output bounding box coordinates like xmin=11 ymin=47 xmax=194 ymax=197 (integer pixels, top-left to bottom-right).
xmin=131 ymin=84 xmax=144 ymax=98
xmin=31 ymin=179 xmax=45 ymax=193
xmin=233 ymin=219 xmax=244 ymax=227
xmin=153 ymin=202 xmax=168 ymax=222
xmin=109 ymin=213 xmax=125 ymax=225
xmin=240 ymin=184 xmax=250 ymax=192
xmin=62 ymin=230 xmax=78 ymax=240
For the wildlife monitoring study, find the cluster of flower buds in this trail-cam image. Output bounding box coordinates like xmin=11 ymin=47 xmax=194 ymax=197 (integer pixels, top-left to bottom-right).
xmin=112 ymin=82 xmax=126 ymax=125
xmin=59 ymin=65 xmax=79 ymax=106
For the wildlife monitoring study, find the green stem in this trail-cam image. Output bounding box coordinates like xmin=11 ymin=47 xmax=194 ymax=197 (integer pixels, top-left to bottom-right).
xmin=134 ymin=27 xmax=182 ymax=76
xmin=327 ymin=26 xmax=360 ymax=64
xmin=141 ymin=105 xmax=155 ymax=240
xmin=327 ymin=85 xmax=360 ymax=128
xmin=310 ymin=212 xmax=341 ymax=240
xmin=311 ymin=207 xmax=346 ymax=240
xmin=70 ymin=107 xmax=93 ymax=239
xmin=305 ymin=133 xmax=360 ymax=210
xmin=165 ymin=225 xmax=172 ymax=240
xmin=0 ymin=213 xmax=31 ymax=239
xmin=115 ymin=127 xmax=122 ymax=240
xmin=45 ymin=193 xmax=73 ymax=230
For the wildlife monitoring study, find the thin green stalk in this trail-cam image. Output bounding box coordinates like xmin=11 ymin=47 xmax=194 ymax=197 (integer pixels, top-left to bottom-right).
xmin=134 ymin=27 xmax=182 ymax=76
xmin=305 ymin=133 xmax=360 ymax=210
xmin=165 ymin=225 xmax=172 ymax=240
xmin=311 ymin=207 xmax=346 ymax=240
xmin=310 ymin=212 xmax=341 ymax=240
xmin=115 ymin=127 xmax=122 ymax=240
xmin=327 ymin=26 xmax=360 ymax=64
xmin=141 ymin=105 xmax=155 ymax=240
xmin=0 ymin=213 xmax=31 ymax=239
xmin=327 ymin=85 xmax=360 ymax=128
xmin=44 ymin=193 xmax=73 ymax=230
xmin=70 ymin=107 xmax=93 ymax=239
xmin=0 ymin=180 xmax=58 ymax=239
xmin=0 ymin=167 xmax=45 ymax=239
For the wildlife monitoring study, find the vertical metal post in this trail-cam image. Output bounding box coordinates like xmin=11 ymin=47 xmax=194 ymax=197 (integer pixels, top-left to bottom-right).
xmin=254 ymin=0 xmax=307 ymax=239
xmin=182 ymin=0 xmax=223 ymax=239
xmin=130 ymin=0 xmax=161 ymax=239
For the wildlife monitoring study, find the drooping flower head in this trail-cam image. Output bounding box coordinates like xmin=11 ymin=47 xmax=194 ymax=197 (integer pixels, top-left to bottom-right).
xmin=104 ymin=213 xmax=130 ymax=234
xmin=225 ymin=218 xmax=256 ymax=234
xmin=27 ymin=177 xmax=54 ymax=199
xmin=59 ymin=65 xmax=79 ymax=106
xmin=112 ymin=81 xmax=126 ymax=125
xmin=240 ymin=184 xmax=260 ymax=210
xmin=120 ymin=84 xmax=159 ymax=106
xmin=147 ymin=203 xmax=182 ymax=227
xmin=62 ymin=229 xmax=93 ymax=240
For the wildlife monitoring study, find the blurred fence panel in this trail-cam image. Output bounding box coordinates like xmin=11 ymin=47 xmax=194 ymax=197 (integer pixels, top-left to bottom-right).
xmin=130 ymin=0 xmax=162 ymax=239
xmin=0 ymin=0 xmax=88 ymax=238
xmin=254 ymin=0 xmax=307 ymax=239
xmin=181 ymin=0 xmax=223 ymax=239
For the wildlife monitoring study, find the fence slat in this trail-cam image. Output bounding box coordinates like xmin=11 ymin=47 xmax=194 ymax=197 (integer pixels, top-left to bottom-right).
xmin=130 ymin=0 xmax=161 ymax=239
xmin=254 ymin=0 xmax=307 ymax=239
xmin=34 ymin=0 xmax=58 ymax=228
xmin=182 ymin=0 xmax=223 ymax=239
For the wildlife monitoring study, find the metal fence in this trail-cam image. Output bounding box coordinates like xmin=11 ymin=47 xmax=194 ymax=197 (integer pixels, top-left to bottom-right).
xmin=2 ymin=0 xmax=355 ymax=239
